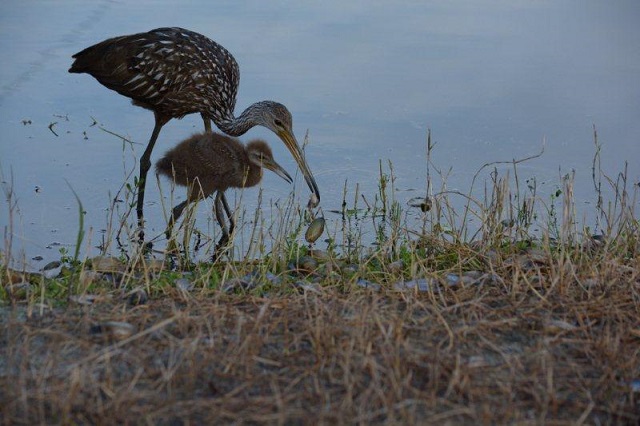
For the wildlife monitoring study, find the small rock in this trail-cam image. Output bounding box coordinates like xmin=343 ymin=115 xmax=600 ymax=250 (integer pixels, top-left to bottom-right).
xmin=264 ymin=271 xmax=282 ymax=285
xmin=90 ymin=321 xmax=135 ymax=341
xmin=221 ymin=278 xmax=254 ymax=293
xmin=309 ymin=249 xmax=330 ymax=261
xmin=5 ymin=282 xmax=32 ymax=299
xmin=127 ymin=288 xmax=148 ymax=306
xmin=445 ymin=273 xmax=476 ymax=287
xmin=463 ymin=270 xmax=484 ymax=280
xmin=544 ymin=319 xmax=577 ymax=333
xmin=91 ymin=256 xmax=126 ymax=273
xmin=298 ymin=256 xmax=318 ymax=272
xmin=356 ymin=279 xmax=381 ymax=291
xmin=175 ymin=278 xmax=194 ymax=292
xmin=42 ymin=261 xmax=63 ymax=278
xmin=70 ymin=294 xmax=104 ymax=305
xmin=476 ymin=273 xmax=500 ymax=286
xmin=341 ymin=264 xmax=358 ymax=275
xmin=43 ymin=260 xmax=62 ymax=271
xmin=79 ymin=270 xmax=103 ymax=286
xmin=143 ymin=258 xmax=165 ymax=274
xmin=395 ymin=278 xmax=436 ymax=292
xmin=387 ymin=260 xmax=404 ymax=274
xmin=294 ymin=281 xmax=322 ymax=294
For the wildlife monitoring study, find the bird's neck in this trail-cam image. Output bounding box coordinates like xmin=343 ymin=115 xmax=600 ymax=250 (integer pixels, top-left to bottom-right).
xmin=243 ymin=166 xmax=263 ymax=188
xmin=216 ymin=103 xmax=263 ymax=137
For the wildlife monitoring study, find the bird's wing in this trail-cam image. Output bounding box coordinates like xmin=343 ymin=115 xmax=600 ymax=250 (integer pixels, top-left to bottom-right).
xmin=193 ymin=137 xmax=244 ymax=182
xmin=71 ymin=27 xmax=239 ymax=119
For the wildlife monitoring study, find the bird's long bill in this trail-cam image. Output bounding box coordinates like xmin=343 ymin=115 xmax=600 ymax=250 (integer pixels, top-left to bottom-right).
xmin=262 ymin=158 xmax=293 ymax=185
xmin=278 ymin=130 xmax=320 ymax=203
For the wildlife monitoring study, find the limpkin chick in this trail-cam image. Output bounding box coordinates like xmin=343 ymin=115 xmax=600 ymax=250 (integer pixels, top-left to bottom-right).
xmin=156 ymin=132 xmax=292 ymax=258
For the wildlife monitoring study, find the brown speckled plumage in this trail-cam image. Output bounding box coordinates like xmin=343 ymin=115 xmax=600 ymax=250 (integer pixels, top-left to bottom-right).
xmin=156 ymin=132 xmax=292 ymax=258
xmin=69 ymin=27 xmax=319 ymax=241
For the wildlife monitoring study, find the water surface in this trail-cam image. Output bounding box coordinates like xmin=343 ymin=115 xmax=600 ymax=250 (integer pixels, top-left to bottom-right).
xmin=1 ymin=1 xmax=639 ymax=267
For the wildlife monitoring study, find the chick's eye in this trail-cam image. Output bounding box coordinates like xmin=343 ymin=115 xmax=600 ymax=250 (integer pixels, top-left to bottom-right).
xmin=274 ymin=119 xmax=283 ymax=127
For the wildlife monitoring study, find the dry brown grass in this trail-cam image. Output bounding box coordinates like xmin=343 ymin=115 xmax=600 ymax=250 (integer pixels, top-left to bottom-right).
xmin=2 ymin=241 xmax=639 ymax=424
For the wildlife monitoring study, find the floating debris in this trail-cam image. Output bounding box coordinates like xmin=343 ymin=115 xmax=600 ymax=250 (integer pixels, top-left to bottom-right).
xmin=409 ymin=197 xmax=432 ymax=212
xmin=305 ymin=217 xmax=325 ymax=244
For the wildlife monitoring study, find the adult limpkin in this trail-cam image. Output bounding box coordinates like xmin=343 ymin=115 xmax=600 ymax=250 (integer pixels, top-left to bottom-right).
xmin=156 ymin=131 xmax=292 ymax=257
xmin=69 ymin=27 xmax=319 ymax=240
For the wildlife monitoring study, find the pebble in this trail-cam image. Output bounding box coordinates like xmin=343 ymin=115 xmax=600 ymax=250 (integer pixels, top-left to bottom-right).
xmin=127 ymin=288 xmax=148 ymax=306
xmin=221 ymin=278 xmax=254 ymax=293
xmin=79 ymin=270 xmax=102 ymax=286
xmin=175 ymin=277 xmax=194 ymax=292
xmin=356 ymin=279 xmax=381 ymax=291
xmin=69 ymin=294 xmax=104 ymax=305
xmin=294 ymin=281 xmax=322 ymax=294
xmin=90 ymin=321 xmax=135 ymax=341
xmin=42 ymin=261 xmax=62 ymax=279
xmin=5 ymin=282 xmax=32 ymax=299
xmin=445 ymin=273 xmax=477 ymax=287
xmin=387 ymin=260 xmax=404 ymax=273
xmin=394 ymin=278 xmax=436 ymax=292
xmin=91 ymin=256 xmax=126 ymax=273
xmin=309 ymin=249 xmax=330 ymax=261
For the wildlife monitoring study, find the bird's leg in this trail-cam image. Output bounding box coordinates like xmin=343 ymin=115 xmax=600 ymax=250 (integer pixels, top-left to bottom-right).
xmin=212 ymin=192 xmax=230 ymax=261
xmin=221 ymin=192 xmax=234 ymax=236
xmin=137 ymin=112 xmax=170 ymax=243
xmin=166 ymin=199 xmax=189 ymax=240
xmin=201 ymin=113 xmax=212 ymax=133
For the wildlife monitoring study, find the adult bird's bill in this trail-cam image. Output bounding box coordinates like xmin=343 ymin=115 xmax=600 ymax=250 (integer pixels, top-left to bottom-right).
xmin=277 ymin=128 xmax=320 ymax=207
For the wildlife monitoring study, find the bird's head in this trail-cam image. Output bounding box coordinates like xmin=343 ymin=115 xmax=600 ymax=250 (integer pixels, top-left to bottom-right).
xmin=247 ymin=139 xmax=293 ymax=184
xmin=252 ymin=101 xmax=320 ymax=206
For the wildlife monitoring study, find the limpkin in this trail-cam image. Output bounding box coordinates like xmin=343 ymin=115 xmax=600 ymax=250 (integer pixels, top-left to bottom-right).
xmin=156 ymin=131 xmax=292 ymax=256
xmin=69 ymin=27 xmax=319 ymax=240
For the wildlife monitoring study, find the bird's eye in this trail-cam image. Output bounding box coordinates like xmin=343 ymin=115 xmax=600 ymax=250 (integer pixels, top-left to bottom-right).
xmin=274 ymin=119 xmax=283 ymax=128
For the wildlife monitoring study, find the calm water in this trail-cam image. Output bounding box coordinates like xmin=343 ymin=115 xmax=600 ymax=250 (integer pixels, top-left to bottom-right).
xmin=1 ymin=1 xmax=639 ymax=268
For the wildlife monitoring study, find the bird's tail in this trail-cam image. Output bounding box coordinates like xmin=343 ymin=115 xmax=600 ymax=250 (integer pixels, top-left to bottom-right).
xmin=68 ymin=35 xmax=128 ymax=74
